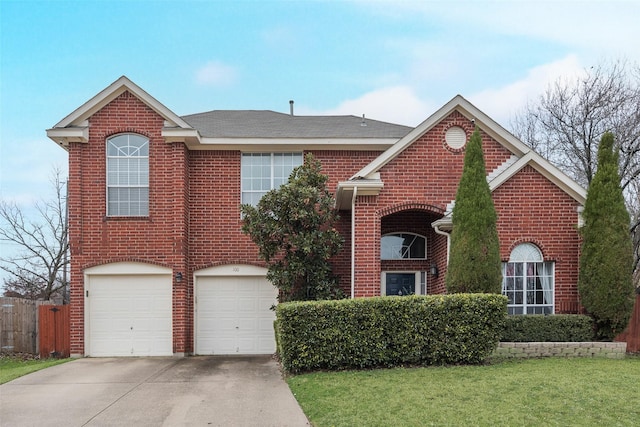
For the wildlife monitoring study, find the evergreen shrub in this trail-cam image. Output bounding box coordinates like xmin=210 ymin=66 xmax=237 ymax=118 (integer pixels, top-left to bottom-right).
xmin=446 ymin=129 xmax=502 ymax=293
xmin=579 ymin=132 xmax=635 ymax=339
xmin=501 ymin=315 xmax=594 ymax=342
xmin=275 ymin=294 xmax=507 ymax=373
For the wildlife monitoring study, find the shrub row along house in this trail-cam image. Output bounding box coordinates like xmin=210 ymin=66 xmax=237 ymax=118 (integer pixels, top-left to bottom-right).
xmin=47 ymin=76 xmax=586 ymax=357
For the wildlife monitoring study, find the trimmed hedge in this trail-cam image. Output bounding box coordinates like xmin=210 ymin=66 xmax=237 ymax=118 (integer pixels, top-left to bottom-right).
xmin=275 ymin=294 xmax=507 ymax=373
xmin=501 ymin=314 xmax=594 ymax=342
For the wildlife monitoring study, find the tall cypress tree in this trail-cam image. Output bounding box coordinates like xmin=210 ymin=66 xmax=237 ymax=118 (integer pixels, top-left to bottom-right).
xmin=446 ymin=128 xmax=502 ymax=293
xmin=579 ymin=132 xmax=634 ymax=339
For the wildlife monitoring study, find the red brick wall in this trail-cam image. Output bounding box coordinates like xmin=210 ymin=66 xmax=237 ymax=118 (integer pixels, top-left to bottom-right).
xmin=493 ymin=165 xmax=582 ymax=313
xmin=67 ymin=99 xmax=584 ymax=355
xmin=352 ymin=112 xmax=504 ymax=297
xmin=68 ymin=91 xmax=189 ymax=354
xmin=350 ymin=112 xmax=582 ymax=312
xmin=312 ymin=151 xmax=382 ymax=293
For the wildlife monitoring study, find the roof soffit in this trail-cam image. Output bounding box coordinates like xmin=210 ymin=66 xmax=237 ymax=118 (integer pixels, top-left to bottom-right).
xmin=345 ymin=94 xmax=586 ymax=205
xmin=352 ymin=95 xmax=532 ymax=180
xmin=51 ymin=76 xmax=193 ymax=130
xmin=489 ymin=151 xmax=587 ymax=204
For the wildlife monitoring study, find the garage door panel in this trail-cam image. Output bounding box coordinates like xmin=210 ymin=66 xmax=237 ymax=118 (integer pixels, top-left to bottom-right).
xmin=196 ymin=275 xmax=277 ymax=355
xmin=87 ymin=274 xmax=172 ymax=357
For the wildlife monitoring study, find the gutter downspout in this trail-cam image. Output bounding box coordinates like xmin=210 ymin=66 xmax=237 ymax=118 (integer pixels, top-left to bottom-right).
xmin=433 ymin=223 xmax=451 ymax=265
xmin=351 ymin=186 xmax=358 ymax=299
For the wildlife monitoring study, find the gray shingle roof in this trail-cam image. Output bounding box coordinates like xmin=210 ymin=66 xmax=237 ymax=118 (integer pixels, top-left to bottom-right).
xmin=181 ymin=110 xmax=413 ymax=138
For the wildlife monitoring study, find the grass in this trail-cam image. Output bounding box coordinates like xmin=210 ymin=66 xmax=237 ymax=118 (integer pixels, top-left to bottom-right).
xmin=0 ymin=355 xmax=70 ymax=384
xmin=288 ymin=357 xmax=640 ymax=426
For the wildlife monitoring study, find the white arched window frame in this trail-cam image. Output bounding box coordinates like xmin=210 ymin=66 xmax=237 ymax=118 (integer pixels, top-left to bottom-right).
xmin=380 ymin=233 xmax=427 ymax=297
xmin=380 ymin=232 xmax=427 ymax=260
xmin=106 ymin=134 xmax=149 ymax=216
xmin=502 ymin=243 xmax=554 ymax=315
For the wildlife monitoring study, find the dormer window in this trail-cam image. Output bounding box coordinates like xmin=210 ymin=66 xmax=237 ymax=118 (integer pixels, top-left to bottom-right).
xmin=106 ymin=134 xmax=149 ymax=216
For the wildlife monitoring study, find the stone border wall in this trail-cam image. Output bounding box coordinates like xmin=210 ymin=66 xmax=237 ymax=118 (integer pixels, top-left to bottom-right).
xmin=493 ymin=342 xmax=627 ymax=359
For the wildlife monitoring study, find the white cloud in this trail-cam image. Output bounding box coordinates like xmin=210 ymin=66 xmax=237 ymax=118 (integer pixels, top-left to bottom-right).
xmin=195 ymin=61 xmax=238 ymax=86
xmin=468 ymin=55 xmax=586 ymax=125
xmin=299 ymin=55 xmax=592 ymax=132
xmin=299 ymin=86 xmax=435 ymax=127
xmin=359 ymin=1 xmax=640 ymax=63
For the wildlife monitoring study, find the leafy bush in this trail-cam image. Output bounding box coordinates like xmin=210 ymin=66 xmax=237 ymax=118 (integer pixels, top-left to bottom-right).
xmin=501 ymin=315 xmax=594 ymax=342
xmin=241 ymin=153 xmax=344 ymax=302
xmin=275 ymin=294 xmax=507 ymax=373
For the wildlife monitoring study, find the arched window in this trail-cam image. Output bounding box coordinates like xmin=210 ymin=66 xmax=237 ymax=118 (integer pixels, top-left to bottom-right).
xmin=381 ymin=233 xmax=426 ymax=260
xmin=106 ymin=134 xmax=149 ymax=216
xmin=502 ymin=243 xmax=554 ymax=315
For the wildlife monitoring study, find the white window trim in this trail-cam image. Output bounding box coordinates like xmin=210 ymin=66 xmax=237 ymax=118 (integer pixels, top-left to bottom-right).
xmin=106 ymin=133 xmax=149 ymax=217
xmin=380 ymin=232 xmax=427 ymax=260
xmin=240 ymin=152 xmax=303 ymax=208
xmin=381 ymin=271 xmax=427 ymax=296
xmin=502 ymin=243 xmax=555 ymax=315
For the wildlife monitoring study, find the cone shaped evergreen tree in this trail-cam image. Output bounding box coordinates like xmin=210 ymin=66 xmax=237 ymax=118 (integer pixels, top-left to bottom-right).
xmin=446 ymin=128 xmax=502 ymax=293
xmin=579 ymin=132 xmax=634 ymax=339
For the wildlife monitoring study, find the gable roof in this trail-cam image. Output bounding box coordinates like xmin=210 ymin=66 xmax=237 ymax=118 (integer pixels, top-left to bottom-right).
xmin=47 ymin=76 xmax=196 ymax=148
xmin=47 ymin=76 xmax=411 ymax=150
xmin=336 ymin=95 xmax=586 ymax=209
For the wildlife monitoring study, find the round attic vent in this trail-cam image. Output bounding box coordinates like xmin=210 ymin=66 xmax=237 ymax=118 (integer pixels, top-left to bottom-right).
xmin=445 ymin=126 xmax=467 ymax=149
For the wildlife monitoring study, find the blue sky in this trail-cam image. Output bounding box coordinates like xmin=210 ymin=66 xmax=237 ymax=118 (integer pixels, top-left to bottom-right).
xmin=1 ymin=0 xmax=639 ymax=264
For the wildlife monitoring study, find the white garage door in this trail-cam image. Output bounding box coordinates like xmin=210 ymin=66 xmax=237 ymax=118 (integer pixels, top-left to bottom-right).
xmin=87 ymin=274 xmax=172 ymax=357
xmin=196 ymin=276 xmax=277 ymax=355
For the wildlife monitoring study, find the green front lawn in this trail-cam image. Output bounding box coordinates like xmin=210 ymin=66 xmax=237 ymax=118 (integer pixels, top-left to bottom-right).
xmin=288 ymin=357 xmax=640 ymax=426
xmin=0 ymin=355 xmax=70 ymax=384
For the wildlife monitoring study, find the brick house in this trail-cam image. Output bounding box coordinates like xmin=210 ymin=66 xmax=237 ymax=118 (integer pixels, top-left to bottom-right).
xmin=47 ymin=76 xmax=586 ymax=357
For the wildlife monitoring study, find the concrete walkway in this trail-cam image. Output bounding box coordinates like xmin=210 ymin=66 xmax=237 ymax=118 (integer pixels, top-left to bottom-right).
xmin=0 ymin=356 xmax=310 ymax=426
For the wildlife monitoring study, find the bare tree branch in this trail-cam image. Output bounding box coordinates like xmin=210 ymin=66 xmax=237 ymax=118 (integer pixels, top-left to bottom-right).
xmin=511 ymin=59 xmax=640 ymax=288
xmin=0 ymin=168 xmax=69 ymax=301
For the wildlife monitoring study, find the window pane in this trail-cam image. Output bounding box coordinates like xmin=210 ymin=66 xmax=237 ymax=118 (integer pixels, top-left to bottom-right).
xmin=502 ymin=244 xmax=555 ymax=316
xmin=526 ymin=277 xmax=536 ymax=291
xmin=241 ymin=153 xmax=302 ymax=206
xmin=381 ymin=235 xmax=405 ymax=259
xmin=508 ymin=307 xmax=524 ymax=315
xmin=385 ymin=273 xmax=416 ymax=296
xmin=514 ymin=263 xmax=523 ymax=276
xmin=106 ymin=134 xmax=149 ymax=216
xmin=380 ymin=233 xmax=426 ymax=260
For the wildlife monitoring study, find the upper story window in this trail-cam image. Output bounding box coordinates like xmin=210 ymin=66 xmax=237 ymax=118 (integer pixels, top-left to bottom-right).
xmin=381 ymin=233 xmax=426 ymax=260
xmin=502 ymin=243 xmax=554 ymax=315
xmin=106 ymin=134 xmax=149 ymax=216
xmin=241 ymin=153 xmax=303 ymax=206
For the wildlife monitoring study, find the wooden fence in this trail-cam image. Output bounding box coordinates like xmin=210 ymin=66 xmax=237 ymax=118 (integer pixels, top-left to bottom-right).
xmin=38 ymin=304 xmax=70 ymax=358
xmin=616 ymin=293 xmax=640 ymax=353
xmin=0 ymin=297 xmax=51 ymax=354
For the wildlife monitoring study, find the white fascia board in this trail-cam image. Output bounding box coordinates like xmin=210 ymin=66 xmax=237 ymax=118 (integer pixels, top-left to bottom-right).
xmin=351 ymin=99 xmax=462 ymax=179
xmin=187 ymin=137 xmax=398 ymax=151
xmin=335 ymin=178 xmax=384 ymax=210
xmin=489 ymin=151 xmax=587 ymax=204
xmin=431 ymin=216 xmax=452 ymax=231
xmin=351 ymin=95 xmax=532 ymax=180
xmin=46 ymin=126 xmax=89 ymax=148
xmin=453 ymin=99 xmax=529 ymax=157
xmin=488 ymin=154 xmax=532 ymax=191
xmin=52 ymin=76 xmax=193 ymax=130
xmin=162 ymin=127 xmax=202 ymax=144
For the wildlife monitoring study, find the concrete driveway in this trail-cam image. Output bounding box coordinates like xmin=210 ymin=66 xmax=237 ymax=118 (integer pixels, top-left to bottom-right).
xmin=0 ymin=356 xmax=309 ymax=426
